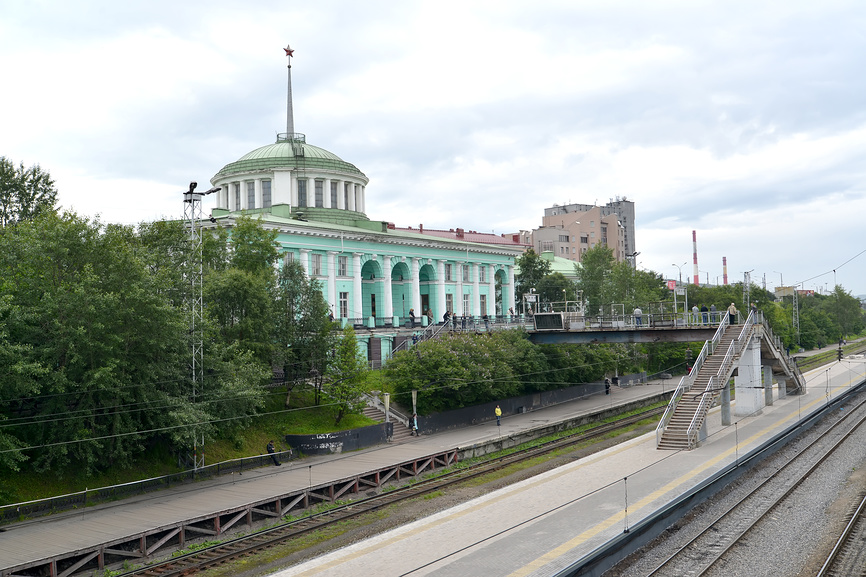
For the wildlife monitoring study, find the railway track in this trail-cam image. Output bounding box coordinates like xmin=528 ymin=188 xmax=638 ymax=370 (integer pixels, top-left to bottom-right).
xmin=644 ymin=394 xmax=866 ymax=577
xmin=119 ymin=405 xmax=665 ymax=577
xmin=815 ymin=491 xmax=866 ymax=577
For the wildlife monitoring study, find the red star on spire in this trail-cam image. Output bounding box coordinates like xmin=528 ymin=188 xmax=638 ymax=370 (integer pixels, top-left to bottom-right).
xmin=284 ymin=44 xmax=294 ymax=57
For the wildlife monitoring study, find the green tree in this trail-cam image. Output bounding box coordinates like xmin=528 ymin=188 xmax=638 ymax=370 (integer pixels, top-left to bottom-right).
xmin=273 ymin=260 xmax=335 ymax=406
xmin=328 ymin=326 xmax=369 ymax=426
xmin=0 ymin=157 xmax=57 ymax=227
xmin=536 ymin=272 xmax=576 ymax=305
xmin=515 ymin=249 xmax=552 ymax=309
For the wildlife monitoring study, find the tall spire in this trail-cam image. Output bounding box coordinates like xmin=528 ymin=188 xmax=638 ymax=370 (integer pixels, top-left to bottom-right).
xmin=284 ymin=43 xmax=295 ymax=137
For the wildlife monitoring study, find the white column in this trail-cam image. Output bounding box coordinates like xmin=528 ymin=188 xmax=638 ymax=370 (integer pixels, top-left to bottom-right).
xmin=290 ymin=172 xmax=298 ymax=208
xmin=456 ymin=264 xmax=464 ymax=316
xmin=325 ymin=179 xmax=333 ymax=208
xmin=487 ymin=266 xmax=496 ymax=316
xmin=327 ymin=251 xmax=338 ymax=314
xmin=299 ymin=249 xmax=310 ymax=277
xmin=437 ymin=260 xmax=447 ymax=320
xmin=359 ymin=185 xmax=365 ymax=213
xmin=348 ymin=183 xmax=356 ymax=211
xmin=337 ymin=181 xmax=345 ymax=209
xmin=472 ymin=263 xmax=480 ymax=316
xmin=352 ymin=253 xmax=363 ymax=318
xmin=507 ymin=265 xmax=516 ymax=313
xmin=383 ymin=255 xmax=393 ymax=318
xmin=411 ymin=257 xmax=421 ymax=315
xmin=255 ymin=179 xmax=263 ymax=209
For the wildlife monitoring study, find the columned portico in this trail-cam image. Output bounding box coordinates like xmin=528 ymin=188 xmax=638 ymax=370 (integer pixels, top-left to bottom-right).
xmin=411 ymin=257 xmax=421 ymax=314
xmin=487 ymin=267 xmax=496 ymax=316
xmin=506 ymin=265 xmax=516 ymax=313
xmin=352 ymin=253 xmax=363 ymax=318
xmin=327 ymin=251 xmax=338 ymax=313
xmin=456 ymin=264 xmax=464 ymax=316
xmin=383 ymin=255 xmax=393 ymax=318
xmin=299 ymin=249 xmax=310 ymax=276
xmin=436 ymin=260 xmax=446 ymax=320
xmin=472 ymin=263 xmax=480 ymax=316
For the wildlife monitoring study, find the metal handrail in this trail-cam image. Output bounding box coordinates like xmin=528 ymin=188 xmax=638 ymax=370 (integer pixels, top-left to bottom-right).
xmin=686 ymin=375 xmax=715 ymax=448
xmin=656 ymin=376 xmax=688 ymax=446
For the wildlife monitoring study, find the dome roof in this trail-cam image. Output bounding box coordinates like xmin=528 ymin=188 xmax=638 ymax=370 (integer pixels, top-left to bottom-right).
xmin=213 ymin=135 xmax=368 ymax=182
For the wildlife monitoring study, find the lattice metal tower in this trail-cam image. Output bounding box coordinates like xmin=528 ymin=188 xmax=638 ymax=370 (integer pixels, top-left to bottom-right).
xmin=183 ymin=182 xmax=219 ymax=470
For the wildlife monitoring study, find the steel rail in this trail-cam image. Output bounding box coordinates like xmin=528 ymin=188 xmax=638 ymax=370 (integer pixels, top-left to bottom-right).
xmin=646 ymin=394 xmax=866 ymax=577
xmin=118 ymin=405 xmax=666 ymax=577
xmin=815 ymin=491 xmax=866 ymax=577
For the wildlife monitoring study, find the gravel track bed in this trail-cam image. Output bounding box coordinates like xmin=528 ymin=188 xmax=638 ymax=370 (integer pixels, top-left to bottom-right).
xmin=607 ymin=392 xmax=866 ymax=577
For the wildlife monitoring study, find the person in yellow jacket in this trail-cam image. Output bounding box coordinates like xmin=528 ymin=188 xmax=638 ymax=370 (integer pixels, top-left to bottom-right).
xmin=495 ymin=405 xmax=502 ymax=426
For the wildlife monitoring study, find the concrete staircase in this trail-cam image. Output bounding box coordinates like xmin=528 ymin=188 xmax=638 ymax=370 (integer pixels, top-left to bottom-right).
xmin=657 ymin=325 xmax=742 ymax=450
xmin=362 ymin=405 xmax=416 ymax=444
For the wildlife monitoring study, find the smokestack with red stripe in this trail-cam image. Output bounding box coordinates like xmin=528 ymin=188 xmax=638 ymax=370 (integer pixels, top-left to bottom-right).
xmin=692 ymin=230 xmax=699 ymax=285
xmin=723 ymin=257 xmax=728 ymax=285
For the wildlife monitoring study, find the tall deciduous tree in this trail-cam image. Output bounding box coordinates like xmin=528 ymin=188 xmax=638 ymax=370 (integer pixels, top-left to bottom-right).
xmin=0 ymin=157 xmax=57 ymax=227
xmin=515 ymin=249 xmax=552 ymax=310
xmin=328 ymin=326 xmax=369 ymax=425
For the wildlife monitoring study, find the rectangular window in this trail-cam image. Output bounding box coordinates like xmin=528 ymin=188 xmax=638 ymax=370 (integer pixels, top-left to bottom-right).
xmin=590 ymin=220 xmax=595 ymax=227
xmin=480 ymin=294 xmax=487 ymax=314
xmin=541 ymin=241 xmax=554 ymax=252
xmin=339 ymin=292 xmax=348 ymax=318
xmin=445 ymin=293 xmax=453 ymax=313
xmin=330 ymin=181 xmax=338 ymax=207
xmin=479 ymin=266 xmax=486 ymax=283
xmin=581 ymin=236 xmax=589 ymax=244
xmin=298 ymin=179 xmax=307 ymax=207
xmin=462 ymin=265 xmax=470 ymax=283
xmin=463 ymin=293 xmax=471 ymax=314
xmin=445 ymin=263 xmax=453 ymax=281
xmin=591 ymin=231 xmax=595 ymax=238
xmin=283 ymin=252 xmax=294 ymax=266
xmin=233 ymin=183 xmax=240 ymax=210
xmin=315 ymin=180 xmax=324 ymax=207
xmin=558 ymin=234 xmax=569 ymax=243
xmin=311 ymin=253 xmax=322 ymax=276
xmin=338 ymin=255 xmax=348 ymax=276
xmin=262 ymin=180 xmax=272 ymax=208
xmin=247 ymin=181 xmax=255 ymax=209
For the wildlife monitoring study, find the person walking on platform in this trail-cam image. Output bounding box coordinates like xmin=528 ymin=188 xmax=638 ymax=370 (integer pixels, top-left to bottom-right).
xmin=604 ymin=377 xmax=611 ymax=395
xmin=411 ymin=413 xmax=418 ymax=436
xmin=727 ymin=302 xmax=738 ymax=324
xmin=633 ymin=307 xmax=642 ymax=326
xmin=409 ymin=308 xmax=415 ymax=328
xmin=495 ymin=405 xmax=502 ymax=426
xmin=267 ymin=440 xmax=281 ymax=466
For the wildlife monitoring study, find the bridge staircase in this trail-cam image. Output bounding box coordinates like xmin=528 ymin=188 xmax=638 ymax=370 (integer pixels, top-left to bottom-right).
xmin=656 ymin=311 xmax=761 ymax=450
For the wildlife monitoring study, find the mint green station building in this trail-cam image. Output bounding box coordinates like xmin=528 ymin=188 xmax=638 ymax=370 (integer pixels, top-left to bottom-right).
xmin=207 ymin=131 xmax=523 ymax=343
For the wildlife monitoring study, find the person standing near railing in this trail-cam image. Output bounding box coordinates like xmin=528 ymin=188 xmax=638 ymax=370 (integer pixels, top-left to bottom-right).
xmin=634 ymin=307 xmax=642 ymax=326
xmin=727 ymin=302 xmax=738 ymax=324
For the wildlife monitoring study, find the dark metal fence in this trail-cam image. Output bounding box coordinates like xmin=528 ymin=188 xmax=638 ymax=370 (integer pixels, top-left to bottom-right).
xmin=0 ymin=450 xmax=293 ymax=525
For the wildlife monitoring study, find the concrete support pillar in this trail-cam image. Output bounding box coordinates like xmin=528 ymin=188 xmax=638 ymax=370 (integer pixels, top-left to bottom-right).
xmin=734 ymin=338 xmax=764 ymax=417
xmin=383 ymin=255 xmax=393 ymax=319
xmin=472 ymin=263 xmax=480 ymax=316
xmin=764 ymin=365 xmax=774 ymax=407
xmin=456 ymin=264 xmax=464 ymax=316
xmin=436 ymin=259 xmax=446 ymax=321
xmin=779 ymin=377 xmax=788 ymax=400
xmin=299 ymin=249 xmax=310 ymax=277
xmin=327 ymin=251 xmax=338 ymax=314
xmin=506 ymin=265 xmax=516 ymax=314
xmin=721 ymin=379 xmax=731 ymax=426
xmin=411 ymin=257 xmax=421 ymax=315
xmin=352 ymin=253 xmax=363 ymax=318
xmin=487 ymin=266 xmax=496 ymax=316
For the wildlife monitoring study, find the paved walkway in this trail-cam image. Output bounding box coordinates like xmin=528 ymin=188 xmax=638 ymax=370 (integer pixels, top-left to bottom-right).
xmin=275 ymin=358 xmax=866 ymax=577
xmin=0 ymin=381 xmax=667 ymax=572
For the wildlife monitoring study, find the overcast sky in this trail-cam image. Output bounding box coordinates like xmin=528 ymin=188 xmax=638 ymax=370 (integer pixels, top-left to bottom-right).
xmin=3 ymin=0 xmax=865 ymax=295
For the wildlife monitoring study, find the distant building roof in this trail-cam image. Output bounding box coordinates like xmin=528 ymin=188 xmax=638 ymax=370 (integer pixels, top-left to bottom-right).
xmin=390 ymin=225 xmax=530 ymax=247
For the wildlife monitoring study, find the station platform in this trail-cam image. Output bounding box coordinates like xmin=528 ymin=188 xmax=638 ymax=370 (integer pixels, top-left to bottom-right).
xmin=0 ymin=379 xmax=669 ymax=575
xmin=275 ymin=358 xmax=866 ymax=577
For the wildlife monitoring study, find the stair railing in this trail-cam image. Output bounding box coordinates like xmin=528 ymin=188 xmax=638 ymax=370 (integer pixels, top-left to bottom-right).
xmin=656 ymin=376 xmax=688 ymax=447
xmin=686 ymin=375 xmax=716 ymax=448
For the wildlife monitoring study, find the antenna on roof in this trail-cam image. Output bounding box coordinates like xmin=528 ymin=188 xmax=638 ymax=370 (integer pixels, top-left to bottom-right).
xmin=284 ymin=43 xmax=295 ymax=136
